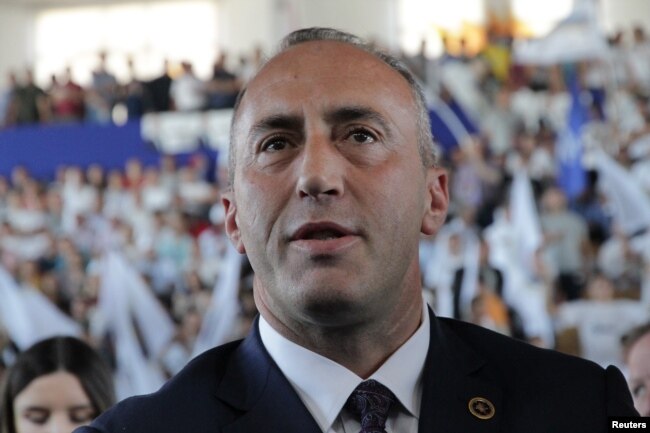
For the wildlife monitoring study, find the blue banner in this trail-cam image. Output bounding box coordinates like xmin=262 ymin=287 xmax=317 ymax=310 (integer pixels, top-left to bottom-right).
xmin=556 ymin=69 xmax=588 ymax=200
xmin=0 ymin=121 xmax=160 ymax=180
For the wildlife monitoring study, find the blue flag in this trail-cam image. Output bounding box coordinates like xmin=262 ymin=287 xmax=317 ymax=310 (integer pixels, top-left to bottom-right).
xmin=556 ymin=69 xmax=588 ymax=200
xmin=428 ymin=97 xmax=478 ymax=156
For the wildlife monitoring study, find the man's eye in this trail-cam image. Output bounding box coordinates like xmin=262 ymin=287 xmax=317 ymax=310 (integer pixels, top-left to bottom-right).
xmin=347 ymin=129 xmax=376 ymax=144
xmin=261 ymin=137 xmax=289 ymax=152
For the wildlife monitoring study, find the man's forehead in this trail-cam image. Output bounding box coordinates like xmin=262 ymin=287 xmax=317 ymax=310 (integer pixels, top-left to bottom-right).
xmin=244 ymin=40 xmax=408 ymax=101
xmin=234 ymin=40 xmax=414 ymax=128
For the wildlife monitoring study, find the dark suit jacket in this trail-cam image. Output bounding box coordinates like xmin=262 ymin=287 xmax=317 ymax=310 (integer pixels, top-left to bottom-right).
xmin=76 ymin=311 xmax=638 ymax=433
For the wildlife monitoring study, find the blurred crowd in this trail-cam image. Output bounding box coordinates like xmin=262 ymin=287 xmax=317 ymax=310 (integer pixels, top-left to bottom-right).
xmin=0 ymin=47 xmax=264 ymax=128
xmin=2 ymin=24 xmax=650 ymax=393
xmin=0 ymin=156 xmax=258 ymax=391
xmin=413 ymin=24 xmax=650 ymax=370
xmin=406 ymin=27 xmax=650 ymax=367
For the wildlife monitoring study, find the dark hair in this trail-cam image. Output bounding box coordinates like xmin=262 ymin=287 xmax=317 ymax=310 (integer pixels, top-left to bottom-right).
xmin=621 ymin=322 xmax=650 ymax=363
xmin=0 ymin=336 xmax=115 ymax=433
xmin=228 ymin=27 xmax=438 ymax=186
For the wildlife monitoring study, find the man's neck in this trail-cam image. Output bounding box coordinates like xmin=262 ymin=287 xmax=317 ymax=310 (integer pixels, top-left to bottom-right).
xmin=257 ymin=294 xmax=424 ymax=378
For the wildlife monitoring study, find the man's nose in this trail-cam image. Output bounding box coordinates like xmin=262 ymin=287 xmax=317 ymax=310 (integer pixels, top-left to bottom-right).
xmin=296 ymin=134 xmax=345 ymax=200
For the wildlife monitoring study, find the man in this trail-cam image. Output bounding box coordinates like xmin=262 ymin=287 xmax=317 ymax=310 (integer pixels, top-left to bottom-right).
xmin=76 ymin=27 xmax=637 ymax=433
xmin=13 ymin=68 xmax=50 ymax=125
xmin=169 ymin=61 xmax=206 ymax=112
xmin=622 ymin=323 xmax=650 ymax=416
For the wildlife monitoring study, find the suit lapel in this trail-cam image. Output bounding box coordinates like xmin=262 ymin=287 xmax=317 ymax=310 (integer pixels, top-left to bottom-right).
xmin=216 ymin=318 xmax=321 ymax=433
xmin=419 ymin=310 xmax=503 ymax=433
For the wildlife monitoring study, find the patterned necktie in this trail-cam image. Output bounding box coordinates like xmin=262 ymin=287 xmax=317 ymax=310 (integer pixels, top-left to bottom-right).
xmin=345 ymin=379 xmax=396 ymax=433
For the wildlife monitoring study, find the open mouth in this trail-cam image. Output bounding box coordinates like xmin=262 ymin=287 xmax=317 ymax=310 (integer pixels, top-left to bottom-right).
xmin=301 ymin=228 xmax=346 ymax=240
xmin=290 ymin=222 xmax=354 ymax=242
xmin=289 ymin=222 xmax=361 ymax=255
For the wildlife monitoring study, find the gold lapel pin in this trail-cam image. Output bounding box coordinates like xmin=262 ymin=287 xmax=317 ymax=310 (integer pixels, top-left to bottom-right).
xmin=468 ymin=397 xmax=495 ymax=420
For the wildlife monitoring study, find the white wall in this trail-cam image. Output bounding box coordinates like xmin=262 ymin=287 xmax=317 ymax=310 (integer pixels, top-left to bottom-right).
xmin=215 ymin=0 xmax=397 ymax=56
xmin=216 ymin=0 xmax=274 ymax=56
xmin=602 ymin=0 xmax=650 ymax=34
xmin=32 ymin=1 xmax=220 ymax=84
xmin=292 ymin=0 xmax=397 ymax=49
xmin=0 ymin=5 xmax=36 ymax=82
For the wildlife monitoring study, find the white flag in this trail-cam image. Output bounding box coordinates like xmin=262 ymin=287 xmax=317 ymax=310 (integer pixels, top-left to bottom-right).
xmin=510 ymin=169 xmax=543 ymax=275
xmin=594 ymin=148 xmax=650 ymax=236
xmin=513 ymin=0 xmax=607 ymax=65
xmin=118 ymin=255 xmax=176 ymax=359
xmin=192 ymin=243 xmax=243 ymax=358
xmin=98 ymin=253 xmax=170 ymax=398
xmin=0 ymin=266 xmax=80 ymax=350
xmin=0 ymin=266 xmax=38 ymax=350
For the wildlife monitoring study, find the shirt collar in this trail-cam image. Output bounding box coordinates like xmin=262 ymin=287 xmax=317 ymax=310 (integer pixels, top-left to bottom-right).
xmin=259 ymin=302 xmax=430 ymax=432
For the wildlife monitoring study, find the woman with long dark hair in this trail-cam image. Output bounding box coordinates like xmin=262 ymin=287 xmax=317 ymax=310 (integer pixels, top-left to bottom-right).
xmin=0 ymin=336 xmax=115 ymax=433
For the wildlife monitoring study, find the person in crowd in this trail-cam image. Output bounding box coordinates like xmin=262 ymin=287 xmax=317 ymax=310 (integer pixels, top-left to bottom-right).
xmin=12 ymin=69 xmax=49 ymax=126
xmin=144 ymin=60 xmax=172 ymax=113
xmin=469 ymin=278 xmax=511 ymax=336
xmin=158 ymin=306 xmax=202 ymax=377
xmin=121 ymin=57 xmax=146 ymax=121
xmin=0 ymin=336 xmax=115 ymax=433
xmin=597 ymin=224 xmax=645 ymax=295
xmin=0 ymin=72 xmax=18 ymax=128
xmin=85 ymin=52 xmax=117 ymax=124
xmin=539 ymin=186 xmax=589 ymax=301
xmin=91 ymin=52 xmax=117 ymax=105
xmin=504 ymin=127 xmax=555 ymax=184
xmin=169 ymin=61 xmax=205 ymax=112
xmin=556 ymin=272 xmax=648 ymax=369
xmin=49 ymin=67 xmax=85 ymax=123
xmin=626 ymin=26 xmax=650 ymax=93
xmin=196 ymin=203 xmax=229 ymax=285
xmin=206 ymin=52 xmax=241 ymax=110
xmin=479 ymin=85 xmax=516 ymax=157
xmin=621 ymin=322 xmax=650 ymax=416
xmin=76 ymin=27 xmax=637 ymax=433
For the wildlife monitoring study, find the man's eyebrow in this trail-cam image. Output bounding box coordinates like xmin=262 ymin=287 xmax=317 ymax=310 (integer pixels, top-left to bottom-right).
xmin=248 ymin=113 xmax=304 ymax=141
xmin=324 ymin=106 xmax=392 ymax=134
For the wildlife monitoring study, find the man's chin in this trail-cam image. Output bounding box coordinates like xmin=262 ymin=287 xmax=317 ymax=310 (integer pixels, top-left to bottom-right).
xmin=291 ymin=284 xmax=372 ymax=325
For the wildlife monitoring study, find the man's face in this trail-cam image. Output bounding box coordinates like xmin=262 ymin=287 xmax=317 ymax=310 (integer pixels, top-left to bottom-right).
xmin=223 ymin=41 xmax=448 ymax=329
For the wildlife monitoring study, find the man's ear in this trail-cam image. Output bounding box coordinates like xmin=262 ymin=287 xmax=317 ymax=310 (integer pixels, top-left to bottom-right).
xmin=221 ymin=190 xmax=246 ymax=254
xmin=421 ymin=167 xmax=449 ymax=235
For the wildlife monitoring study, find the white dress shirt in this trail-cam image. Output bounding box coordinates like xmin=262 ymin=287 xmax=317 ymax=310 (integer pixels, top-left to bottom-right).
xmin=259 ymin=303 xmax=430 ymax=433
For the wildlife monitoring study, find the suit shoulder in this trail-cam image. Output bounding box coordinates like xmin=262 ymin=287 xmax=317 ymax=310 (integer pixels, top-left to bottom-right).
xmin=163 ymin=338 xmax=243 ymax=390
xmin=435 ymin=317 xmax=638 ymax=417
xmin=437 ymin=317 xmax=604 ymax=377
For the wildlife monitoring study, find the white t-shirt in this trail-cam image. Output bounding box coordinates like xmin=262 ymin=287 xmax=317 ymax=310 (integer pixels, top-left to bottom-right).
xmin=556 ymin=300 xmax=648 ymax=368
xmin=170 ymin=74 xmax=206 ymax=111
